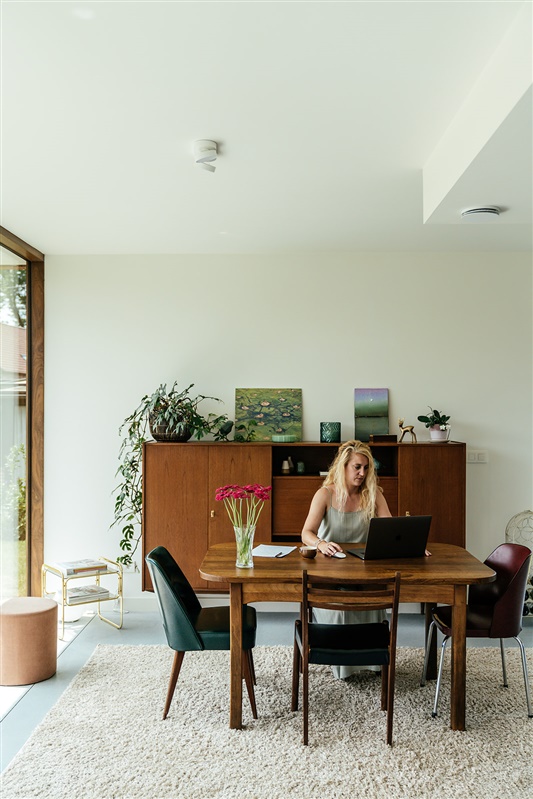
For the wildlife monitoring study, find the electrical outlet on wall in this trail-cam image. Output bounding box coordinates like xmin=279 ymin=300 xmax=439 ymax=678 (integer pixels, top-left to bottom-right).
xmin=467 ymin=450 xmax=488 ymax=463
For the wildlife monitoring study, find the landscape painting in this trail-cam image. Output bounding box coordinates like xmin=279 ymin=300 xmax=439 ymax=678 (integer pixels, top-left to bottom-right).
xmin=354 ymin=388 xmax=389 ymax=441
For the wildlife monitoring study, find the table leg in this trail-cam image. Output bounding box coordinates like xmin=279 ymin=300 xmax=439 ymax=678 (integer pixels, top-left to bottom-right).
xmin=450 ymin=585 xmax=467 ymax=731
xmin=229 ymin=582 xmax=243 ymax=730
xmin=424 ymin=603 xmax=437 ymax=680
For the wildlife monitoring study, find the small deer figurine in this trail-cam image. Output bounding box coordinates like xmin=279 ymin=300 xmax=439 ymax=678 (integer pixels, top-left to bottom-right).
xmin=398 ymin=418 xmax=417 ymax=443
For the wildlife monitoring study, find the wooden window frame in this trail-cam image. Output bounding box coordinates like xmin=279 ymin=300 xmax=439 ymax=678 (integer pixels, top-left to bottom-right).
xmin=1 ymin=227 xmax=44 ymax=596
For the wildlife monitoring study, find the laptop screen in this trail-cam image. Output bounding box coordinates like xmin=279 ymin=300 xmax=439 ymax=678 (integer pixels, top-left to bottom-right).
xmin=347 ymin=515 xmax=431 ymax=560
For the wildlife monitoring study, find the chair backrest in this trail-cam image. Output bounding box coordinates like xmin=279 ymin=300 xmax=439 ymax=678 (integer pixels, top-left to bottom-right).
xmin=145 ymin=546 xmax=204 ymax=652
xmin=468 ymin=543 xmax=531 ymax=638
xmin=301 ymin=571 xmax=401 ymax=651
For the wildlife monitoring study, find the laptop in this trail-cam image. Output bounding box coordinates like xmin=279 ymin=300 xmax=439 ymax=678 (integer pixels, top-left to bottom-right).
xmin=347 ymin=515 xmax=431 ymax=560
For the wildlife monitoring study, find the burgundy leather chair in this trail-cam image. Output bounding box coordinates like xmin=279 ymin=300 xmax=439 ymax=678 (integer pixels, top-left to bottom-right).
xmin=421 ymin=543 xmax=532 ymax=718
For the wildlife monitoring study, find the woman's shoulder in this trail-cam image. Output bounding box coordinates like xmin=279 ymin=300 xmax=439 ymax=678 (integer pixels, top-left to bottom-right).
xmin=374 ymin=487 xmax=391 ymax=516
xmin=313 ymin=485 xmax=333 ymax=505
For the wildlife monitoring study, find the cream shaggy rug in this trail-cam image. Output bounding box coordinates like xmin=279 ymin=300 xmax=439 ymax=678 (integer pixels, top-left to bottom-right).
xmin=1 ymin=645 xmax=532 ymax=799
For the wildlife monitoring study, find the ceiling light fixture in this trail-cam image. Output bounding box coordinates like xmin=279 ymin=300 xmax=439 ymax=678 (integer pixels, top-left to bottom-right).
xmin=193 ymin=140 xmax=217 ymax=173
xmin=460 ymin=206 xmax=501 ymax=222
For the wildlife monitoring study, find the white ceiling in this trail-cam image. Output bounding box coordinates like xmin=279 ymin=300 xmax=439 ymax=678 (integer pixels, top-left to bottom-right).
xmin=1 ymin=0 xmax=532 ymax=255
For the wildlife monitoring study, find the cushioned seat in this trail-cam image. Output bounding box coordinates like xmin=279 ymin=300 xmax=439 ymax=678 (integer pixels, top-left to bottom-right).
xmin=0 ymin=597 xmax=58 ymax=686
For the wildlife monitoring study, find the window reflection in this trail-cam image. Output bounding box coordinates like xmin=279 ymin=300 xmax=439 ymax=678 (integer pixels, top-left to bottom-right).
xmin=0 ymin=245 xmax=28 ymax=597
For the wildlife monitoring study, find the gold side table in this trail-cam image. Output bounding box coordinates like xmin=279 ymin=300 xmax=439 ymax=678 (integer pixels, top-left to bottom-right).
xmin=41 ymin=557 xmax=123 ymax=640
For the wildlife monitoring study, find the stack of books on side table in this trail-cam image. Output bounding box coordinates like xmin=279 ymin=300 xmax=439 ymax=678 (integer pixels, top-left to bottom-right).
xmin=50 ymin=559 xmax=108 ymax=577
xmin=66 ymin=585 xmax=111 ymax=604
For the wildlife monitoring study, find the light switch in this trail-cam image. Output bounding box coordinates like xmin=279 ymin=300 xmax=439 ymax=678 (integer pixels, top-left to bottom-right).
xmin=467 ymin=450 xmax=488 ymax=463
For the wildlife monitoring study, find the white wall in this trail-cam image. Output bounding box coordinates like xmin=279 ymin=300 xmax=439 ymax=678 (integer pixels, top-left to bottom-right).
xmin=44 ymin=253 xmax=532 ymax=603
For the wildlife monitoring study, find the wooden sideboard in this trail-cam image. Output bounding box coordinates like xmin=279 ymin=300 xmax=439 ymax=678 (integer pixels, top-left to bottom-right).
xmin=142 ymin=440 xmax=466 ymax=591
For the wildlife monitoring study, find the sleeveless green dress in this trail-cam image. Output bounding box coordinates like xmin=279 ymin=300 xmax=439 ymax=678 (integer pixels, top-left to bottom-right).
xmin=316 ymin=496 xmax=386 ymax=679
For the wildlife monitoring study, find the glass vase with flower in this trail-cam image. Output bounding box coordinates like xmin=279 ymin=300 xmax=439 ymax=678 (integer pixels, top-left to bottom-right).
xmin=215 ymin=483 xmax=272 ymax=568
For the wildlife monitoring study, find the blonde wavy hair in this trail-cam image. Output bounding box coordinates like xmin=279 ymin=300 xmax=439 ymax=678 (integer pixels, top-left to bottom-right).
xmin=322 ymin=439 xmax=379 ymax=520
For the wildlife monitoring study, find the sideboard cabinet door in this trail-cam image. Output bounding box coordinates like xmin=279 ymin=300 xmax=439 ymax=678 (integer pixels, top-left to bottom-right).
xmin=397 ymin=443 xmax=466 ymax=547
xmin=208 ymin=445 xmax=272 ymax=547
xmin=143 ymin=443 xmax=272 ymax=591
xmin=143 ymin=444 xmax=209 ymax=591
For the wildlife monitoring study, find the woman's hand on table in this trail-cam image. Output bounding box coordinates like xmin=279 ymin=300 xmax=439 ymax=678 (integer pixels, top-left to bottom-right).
xmin=425 ymin=549 xmax=432 ymax=557
xmin=316 ymin=540 xmax=342 ymax=557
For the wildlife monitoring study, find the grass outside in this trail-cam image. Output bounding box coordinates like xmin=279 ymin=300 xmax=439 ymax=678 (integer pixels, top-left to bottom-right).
xmin=0 ymin=537 xmax=27 ymax=597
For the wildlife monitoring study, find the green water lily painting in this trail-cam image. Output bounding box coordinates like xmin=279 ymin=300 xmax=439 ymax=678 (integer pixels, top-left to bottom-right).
xmin=235 ymin=388 xmax=303 ymax=441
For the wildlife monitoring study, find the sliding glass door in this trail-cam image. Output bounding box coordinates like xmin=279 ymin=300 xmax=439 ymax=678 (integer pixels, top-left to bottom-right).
xmin=0 ymin=245 xmax=28 ymax=596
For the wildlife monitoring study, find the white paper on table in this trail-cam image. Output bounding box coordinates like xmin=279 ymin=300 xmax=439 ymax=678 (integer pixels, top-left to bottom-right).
xmin=251 ymin=544 xmax=297 ymax=558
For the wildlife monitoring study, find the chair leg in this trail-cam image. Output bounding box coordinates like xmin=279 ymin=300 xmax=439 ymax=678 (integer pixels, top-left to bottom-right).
xmin=500 ymin=638 xmax=509 ymax=687
xmin=163 ymin=650 xmax=185 ymax=720
xmin=302 ymin=653 xmax=309 ymax=746
xmin=420 ymin=620 xmax=436 ymax=686
xmin=386 ymin=656 xmax=396 ymax=746
xmin=514 ymin=635 xmax=533 ymax=718
xmin=291 ymin=636 xmax=301 ymax=712
xmin=432 ymin=635 xmax=449 ymax=718
xmin=249 ymin=648 xmax=257 ymax=686
xmin=242 ymin=649 xmax=258 ymax=720
xmin=381 ymin=663 xmax=388 ymax=711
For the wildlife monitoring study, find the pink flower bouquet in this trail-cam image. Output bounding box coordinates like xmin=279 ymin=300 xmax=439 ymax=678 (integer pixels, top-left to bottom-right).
xmin=215 ymin=484 xmax=271 ymax=567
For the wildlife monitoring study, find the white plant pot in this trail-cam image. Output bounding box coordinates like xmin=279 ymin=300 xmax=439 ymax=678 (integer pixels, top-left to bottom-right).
xmin=430 ymin=426 xmax=449 ymax=441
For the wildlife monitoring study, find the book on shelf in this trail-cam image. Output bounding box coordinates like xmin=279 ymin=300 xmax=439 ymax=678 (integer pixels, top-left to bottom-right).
xmin=66 ymin=585 xmax=111 ymax=604
xmin=50 ymin=559 xmax=107 ymax=576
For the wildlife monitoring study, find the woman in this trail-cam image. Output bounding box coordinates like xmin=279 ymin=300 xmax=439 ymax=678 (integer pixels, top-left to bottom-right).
xmin=300 ymin=439 xmax=391 ymax=679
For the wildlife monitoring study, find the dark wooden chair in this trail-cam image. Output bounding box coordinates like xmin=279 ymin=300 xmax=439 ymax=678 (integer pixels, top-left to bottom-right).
xmin=145 ymin=545 xmax=257 ymax=720
xmin=291 ymin=571 xmax=401 ymax=745
xmin=421 ymin=543 xmax=532 ymax=718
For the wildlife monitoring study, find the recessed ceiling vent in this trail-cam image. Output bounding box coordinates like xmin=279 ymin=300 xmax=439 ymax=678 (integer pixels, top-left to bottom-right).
xmin=461 ymin=207 xmax=501 ymax=221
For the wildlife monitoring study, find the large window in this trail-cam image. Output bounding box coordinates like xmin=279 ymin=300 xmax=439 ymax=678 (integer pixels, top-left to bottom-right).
xmin=0 ymin=246 xmax=28 ymax=596
xmin=0 ymin=229 xmax=44 ymax=596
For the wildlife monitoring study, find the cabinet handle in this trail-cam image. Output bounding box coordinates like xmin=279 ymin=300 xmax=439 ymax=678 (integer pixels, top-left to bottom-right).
xmin=405 ymin=511 xmax=410 ymax=516
xmin=210 ymin=510 xmax=215 ymax=519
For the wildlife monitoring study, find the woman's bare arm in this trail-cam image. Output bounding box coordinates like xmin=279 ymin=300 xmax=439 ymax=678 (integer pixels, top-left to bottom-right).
xmin=301 ymin=487 xmax=342 ymax=556
xmin=375 ymin=490 xmax=392 ymax=517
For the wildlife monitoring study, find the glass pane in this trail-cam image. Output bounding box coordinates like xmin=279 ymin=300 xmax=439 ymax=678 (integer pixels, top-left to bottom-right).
xmin=0 ymin=245 xmax=28 ymax=597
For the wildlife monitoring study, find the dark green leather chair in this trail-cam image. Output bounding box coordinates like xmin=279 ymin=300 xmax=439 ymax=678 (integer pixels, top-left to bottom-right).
xmin=146 ymin=546 xmax=257 ymax=720
xmin=291 ymin=571 xmax=400 ymax=745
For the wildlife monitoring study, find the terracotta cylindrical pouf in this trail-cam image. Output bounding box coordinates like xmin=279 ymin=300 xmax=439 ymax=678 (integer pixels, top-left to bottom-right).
xmin=0 ymin=597 xmax=58 ymax=686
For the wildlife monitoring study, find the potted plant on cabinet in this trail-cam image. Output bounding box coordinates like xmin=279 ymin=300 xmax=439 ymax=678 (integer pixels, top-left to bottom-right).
xmin=417 ymin=407 xmax=451 ymax=441
xmin=111 ymin=382 xmax=233 ymax=566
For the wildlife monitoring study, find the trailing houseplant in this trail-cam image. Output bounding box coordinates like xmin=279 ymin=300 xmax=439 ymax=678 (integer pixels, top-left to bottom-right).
xmin=111 ymin=382 xmax=233 ymax=565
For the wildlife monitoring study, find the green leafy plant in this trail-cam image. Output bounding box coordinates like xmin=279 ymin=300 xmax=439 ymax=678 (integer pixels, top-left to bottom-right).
xmin=111 ymin=382 xmax=232 ymax=565
xmin=234 ymin=419 xmax=258 ymax=442
xmin=1 ymin=444 xmax=26 ymax=542
xmin=417 ymin=407 xmax=451 ymax=430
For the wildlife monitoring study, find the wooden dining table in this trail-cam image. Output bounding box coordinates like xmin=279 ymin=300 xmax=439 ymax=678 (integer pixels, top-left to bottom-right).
xmin=199 ymin=541 xmax=495 ymax=731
